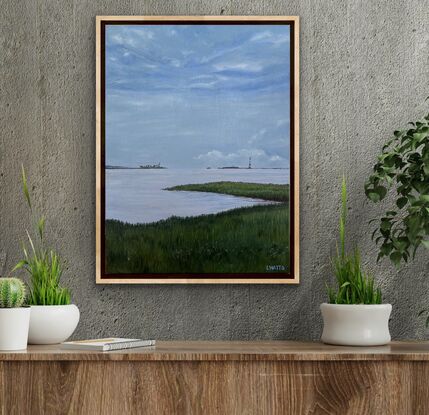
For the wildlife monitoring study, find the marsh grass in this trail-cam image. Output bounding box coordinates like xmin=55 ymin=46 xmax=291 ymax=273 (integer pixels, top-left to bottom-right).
xmin=106 ymin=204 xmax=289 ymax=274
xmin=106 ymin=182 xmax=290 ymax=274
xmin=166 ymin=181 xmax=289 ymax=203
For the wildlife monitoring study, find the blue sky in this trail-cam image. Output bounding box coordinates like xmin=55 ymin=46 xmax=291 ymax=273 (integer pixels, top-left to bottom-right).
xmin=105 ymin=24 xmax=291 ymax=168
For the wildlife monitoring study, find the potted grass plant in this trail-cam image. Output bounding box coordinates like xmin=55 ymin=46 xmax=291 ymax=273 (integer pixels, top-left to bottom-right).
xmin=0 ymin=277 xmax=30 ymax=350
xmin=13 ymin=167 xmax=79 ymax=344
xmin=321 ymin=177 xmax=391 ymax=346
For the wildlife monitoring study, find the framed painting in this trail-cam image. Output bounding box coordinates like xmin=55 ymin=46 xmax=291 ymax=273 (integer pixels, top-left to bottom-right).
xmin=96 ymin=16 xmax=299 ymax=283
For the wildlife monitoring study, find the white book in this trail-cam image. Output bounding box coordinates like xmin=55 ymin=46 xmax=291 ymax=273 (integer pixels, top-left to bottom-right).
xmin=61 ymin=338 xmax=156 ymax=351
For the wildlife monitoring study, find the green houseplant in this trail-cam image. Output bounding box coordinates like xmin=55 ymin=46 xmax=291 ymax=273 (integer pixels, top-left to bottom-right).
xmin=13 ymin=167 xmax=79 ymax=344
xmin=326 ymin=177 xmax=382 ymax=305
xmin=321 ymin=178 xmax=391 ymax=346
xmin=0 ymin=277 xmax=31 ymax=350
xmin=364 ymin=102 xmax=429 ymax=265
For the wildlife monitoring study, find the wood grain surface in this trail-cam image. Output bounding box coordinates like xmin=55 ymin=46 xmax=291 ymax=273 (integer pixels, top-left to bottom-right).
xmin=1 ymin=341 xmax=429 ymax=361
xmin=1 ymin=342 xmax=429 ymax=414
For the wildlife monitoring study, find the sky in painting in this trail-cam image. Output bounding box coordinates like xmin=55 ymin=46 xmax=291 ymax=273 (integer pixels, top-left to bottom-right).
xmin=105 ymin=24 xmax=291 ymax=169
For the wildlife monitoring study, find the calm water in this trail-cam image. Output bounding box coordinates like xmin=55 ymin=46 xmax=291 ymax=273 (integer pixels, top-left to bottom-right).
xmin=106 ymin=168 xmax=289 ymax=224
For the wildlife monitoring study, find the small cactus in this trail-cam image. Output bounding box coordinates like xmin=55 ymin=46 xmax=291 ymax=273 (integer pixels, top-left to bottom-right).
xmin=0 ymin=278 xmax=26 ymax=308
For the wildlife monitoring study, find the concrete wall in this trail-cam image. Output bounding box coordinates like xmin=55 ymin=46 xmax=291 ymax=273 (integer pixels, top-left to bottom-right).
xmin=1 ymin=0 xmax=428 ymax=341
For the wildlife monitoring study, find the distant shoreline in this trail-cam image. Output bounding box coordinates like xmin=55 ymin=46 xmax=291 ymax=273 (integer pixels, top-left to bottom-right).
xmin=106 ymin=165 xmax=166 ymax=170
xmin=106 ymin=166 xmax=289 ymax=170
xmin=214 ymin=167 xmax=288 ymax=170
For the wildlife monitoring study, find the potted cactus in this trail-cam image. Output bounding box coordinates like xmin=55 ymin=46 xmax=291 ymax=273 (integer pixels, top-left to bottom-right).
xmin=0 ymin=277 xmax=30 ymax=350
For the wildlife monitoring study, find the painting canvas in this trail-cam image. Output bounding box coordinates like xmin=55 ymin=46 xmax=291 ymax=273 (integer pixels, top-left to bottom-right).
xmin=96 ymin=16 xmax=299 ymax=283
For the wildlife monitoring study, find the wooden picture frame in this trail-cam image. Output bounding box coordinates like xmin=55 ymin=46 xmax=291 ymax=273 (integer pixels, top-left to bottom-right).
xmin=96 ymin=16 xmax=299 ymax=284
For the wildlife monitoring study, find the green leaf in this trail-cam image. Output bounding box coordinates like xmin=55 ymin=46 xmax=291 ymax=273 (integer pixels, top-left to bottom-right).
xmin=12 ymin=260 xmax=28 ymax=271
xmin=396 ymin=197 xmax=408 ymax=209
xmin=21 ymin=165 xmax=32 ymax=210
xmin=380 ymin=243 xmax=393 ymax=256
xmin=413 ymin=132 xmax=427 ymax=141
xmin=390 ymin=251 xmax=402 ymax=266
xmin=376 ymin=185 xmax=387 ymax=200
xmin=421 ymin=240 xmax=429 ymax=250
xmin=386 ymin=211 xmax=397 ymax=216
xmin=367 ymin=191 xmax=381 ymax=203
xmin=380 ymin=219 xmax=392 ymax=231
xmin=395 ymin=238 xmax=410 ymax=252
xmin=37 ymin=217 xmax=45 ymax=241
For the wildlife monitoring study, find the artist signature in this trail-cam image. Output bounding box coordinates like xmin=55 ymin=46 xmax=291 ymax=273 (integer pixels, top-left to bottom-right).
xmin=266 ymin=265 xmax=286 ymax=271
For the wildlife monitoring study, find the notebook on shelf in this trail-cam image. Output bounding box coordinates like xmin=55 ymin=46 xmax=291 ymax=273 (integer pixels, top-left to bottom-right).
xmin=61 ymin=338 xmax=156 ymax=351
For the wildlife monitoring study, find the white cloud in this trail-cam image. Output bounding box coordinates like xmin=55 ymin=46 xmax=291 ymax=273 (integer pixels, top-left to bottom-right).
xmin=248 ymin=128 xmax=267 ymax=144
xmin=188 ymin=81 xmax=217 ymax=89
xmin=195 ymin=150 xmax=225 ymax=161
xmin=169 ymin=59 xmax=182 ymax=68
xmin=250 ymin=31 xmax=289 ymax=45
xmin=110 ymin=33 xmax=136 ymax=47
xmin=108 ymin=28 xmax=154 ymax=48
xmin=189 ymin=74 xmax=231 ymax=88
xmin=250 ymin=31 xmax=273 ymax=42
xmin=131 ymin=28 xmax=154 ymax=40
xmin=194 ymin=148 xmax=284 ymax=167
xmin=213 ymin=62 xmax=264 ymax=73
xmin=199 ymin=45 xmax=242 ymax=64
xmin=191 ymin=74 xmax=213 ymax=80
xmin=276 ymin=119 xmax=288 ymax=127
xmin=270 ymin=35 xmax=290 ymax=45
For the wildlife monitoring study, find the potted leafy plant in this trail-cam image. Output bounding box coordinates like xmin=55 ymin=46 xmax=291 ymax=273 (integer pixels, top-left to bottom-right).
xmin=321 ymin=178 xmax=391 ymax=346
xmin=13 ymin=167 xmax=79 ymax=344
xmin=0 ymin=277 xmax=30 ymax=350
xmin=364 ymin=103 xmax=429 ymax=265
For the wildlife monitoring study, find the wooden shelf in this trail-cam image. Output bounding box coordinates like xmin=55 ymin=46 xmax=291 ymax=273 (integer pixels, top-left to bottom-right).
xmin=2 ymin=341 xmax=429 ymax=414
xmin=1 ymin=340 xmax=429 ymax=361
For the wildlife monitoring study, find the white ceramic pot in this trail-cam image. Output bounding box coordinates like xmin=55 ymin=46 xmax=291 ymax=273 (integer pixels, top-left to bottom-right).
xmin=28 ymin=304 xmax=80 ymax=344
xmin=0 ymin=307 xmax=31 ymax=350
xmin=320 ymin=303 xmax=392 ymax=346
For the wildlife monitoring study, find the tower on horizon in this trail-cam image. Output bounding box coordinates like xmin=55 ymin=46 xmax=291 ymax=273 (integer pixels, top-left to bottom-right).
xmin=248 ymin=157 xmax=252 ymax=169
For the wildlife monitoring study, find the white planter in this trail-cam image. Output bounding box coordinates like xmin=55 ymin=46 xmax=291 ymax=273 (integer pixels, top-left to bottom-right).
xmin=321 ymin=303 xmax=392 ymax=346
xmin=0 ymin=307 xmax=31 ymax=350
xmin=28 ymin=304 xmax=80 ymax=344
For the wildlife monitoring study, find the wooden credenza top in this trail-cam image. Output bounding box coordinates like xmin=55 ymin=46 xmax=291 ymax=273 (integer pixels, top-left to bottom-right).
xmin=1 ymin=340 xmax=429 ymax=362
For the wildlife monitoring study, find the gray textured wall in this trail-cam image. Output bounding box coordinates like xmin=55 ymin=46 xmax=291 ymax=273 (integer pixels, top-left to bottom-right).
xmin=1 ymin=0 xmax=428 ymax=341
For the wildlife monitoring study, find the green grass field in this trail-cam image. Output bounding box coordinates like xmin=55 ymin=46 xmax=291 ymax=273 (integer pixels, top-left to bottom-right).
xmin=106 ymin=182 xmax=290 ymax=274
xmin=166 ymin=181 xmax=289 ymax=203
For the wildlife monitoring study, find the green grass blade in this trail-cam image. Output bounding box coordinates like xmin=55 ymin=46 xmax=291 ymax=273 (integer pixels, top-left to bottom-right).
xmin=21 ymin=165 xmax=32 ymax=210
